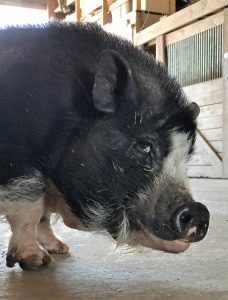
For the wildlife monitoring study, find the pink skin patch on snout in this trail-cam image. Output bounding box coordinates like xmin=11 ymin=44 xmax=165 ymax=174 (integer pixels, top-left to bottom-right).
xmin=186 ymin=226 xmax=197 ymax=238
xmin=129 ymin=225 xmax=199 ymax=253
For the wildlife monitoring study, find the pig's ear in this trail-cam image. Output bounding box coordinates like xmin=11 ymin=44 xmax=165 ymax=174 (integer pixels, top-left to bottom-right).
xmin=190 ymin=102 xmax=200 ymax=119
xmin=93 ymin=49 xmax=135 ymax=113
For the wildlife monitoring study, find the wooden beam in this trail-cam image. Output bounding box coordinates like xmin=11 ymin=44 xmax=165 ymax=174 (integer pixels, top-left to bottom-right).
xmin=132 ymin=0 xmax=141 ymax=11
xmin=136 ymin=0 xmax=228 ymax=46
xmin=183 ymin=79 xmax=223 ymax=107
xmin=47 ymin=0 xmax=57 ymax=19
xmin=109 ymin=0 xmax=127 ymax=11
xmin=183 ymin=79 xmax=223 ymax=96
xmin=169 ymin=0 xmax=176 ymax=14
xmin=223 ymin=8 xmax=228 ymax=177
xmin=102 ymin=0 xmax=108 ymax=25
xmin=187 ymin=91 xmax=223 ymax=107
xmin=156 ymin=35 xmax=166 ymax=63
xmin=75 ymin=0 xmax=81 ymax=21
xmin=166 ymin=11 xmax=224 ymax=46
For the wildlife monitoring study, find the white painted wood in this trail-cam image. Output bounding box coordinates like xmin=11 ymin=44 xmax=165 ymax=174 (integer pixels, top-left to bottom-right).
xmin=198 ymin=116 xmax=223 ymax=130
xmin=187 ymin=132 xmax=223 ymax=178
xmin=201 ymin=128 xmax=223 ymax=141
xmin=186 ymin=91 xmax=223 ymax=107
xmin=183 ymin=79 xmax=224 ymax=177
xmin=210 ymin=141 xmax=223 ymax=153
xmin=183 ymin=79 xmax=223 ymax=97
xmin=188 ymin=153 xmax=212 ymax=166
xmin=187 ymin=165 xmax=222 ymax=178
xmin=199 ymin=103 xmax=223 ymax=118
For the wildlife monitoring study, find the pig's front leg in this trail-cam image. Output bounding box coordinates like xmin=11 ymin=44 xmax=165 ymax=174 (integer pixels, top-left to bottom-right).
xmin=6 ymin=197 xmax=52 ymax=270
xmin=37 ymin=212 xmax=69 ymax=254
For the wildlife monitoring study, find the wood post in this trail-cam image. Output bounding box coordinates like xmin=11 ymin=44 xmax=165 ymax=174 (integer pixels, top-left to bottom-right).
xmin=169 ymin=0 xmax=176 ymax=15
xmin=47 ymin=0 xmax=57 ymax=19
xmin=75 ymin=0 xmax=81 ymax=21
xmin=102 ymin=0 xmax=108 ymax=25
xmin=156 ymin=35 xmax=166 ymax=64
xmin=223 ymin=8 xmax=228 ymax=178
xmin=132 ymin=0 xmax=141 ymax=11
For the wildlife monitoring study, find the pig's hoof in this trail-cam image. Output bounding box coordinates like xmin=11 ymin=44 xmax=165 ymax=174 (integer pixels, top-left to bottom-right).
xmin=6 ymin=247 xmax=52 ymax=270
xmin=18 ymin=252 xmax=51 ymax=270
xmin=43 ymin=240 xmax=69 ymax=254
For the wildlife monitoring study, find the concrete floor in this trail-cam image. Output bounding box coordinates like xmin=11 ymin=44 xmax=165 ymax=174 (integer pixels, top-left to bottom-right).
xmin=0 ymin=179 xmax=228 ymax=300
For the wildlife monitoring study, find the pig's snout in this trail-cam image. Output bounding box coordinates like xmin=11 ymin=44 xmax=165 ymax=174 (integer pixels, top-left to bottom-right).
xmin=128 ymin=201 xmax=210 ymax=253
xmin=171 ymin=202 xmax=210 ymax=242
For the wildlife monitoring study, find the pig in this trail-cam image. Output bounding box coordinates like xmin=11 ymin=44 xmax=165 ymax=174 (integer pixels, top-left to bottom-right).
xmin=0 ymin=22 xmax=209 ymax=270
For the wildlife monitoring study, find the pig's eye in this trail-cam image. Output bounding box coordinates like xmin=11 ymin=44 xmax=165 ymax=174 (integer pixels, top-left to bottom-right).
xmin=130 ymin=141 xmax=154 ymax=170
xmin=137 ymin=143 xmax=151 ymax=154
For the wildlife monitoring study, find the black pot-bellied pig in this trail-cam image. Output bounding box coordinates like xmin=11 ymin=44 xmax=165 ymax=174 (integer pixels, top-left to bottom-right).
xmin=0 ymin=22 xmax=209 ymax=270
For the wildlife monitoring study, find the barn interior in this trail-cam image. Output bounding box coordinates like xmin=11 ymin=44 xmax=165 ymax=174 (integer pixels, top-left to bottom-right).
xmin=0 ymin=0 xmax=228 ymax=299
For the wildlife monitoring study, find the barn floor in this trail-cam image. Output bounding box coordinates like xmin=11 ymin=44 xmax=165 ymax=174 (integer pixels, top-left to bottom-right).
xmin=0 ymin=179 xmax=228 ymax=300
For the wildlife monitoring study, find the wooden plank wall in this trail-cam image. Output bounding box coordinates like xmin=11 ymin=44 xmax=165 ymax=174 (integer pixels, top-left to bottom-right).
xmin=187 ymin=133 xmax=223 ymax=178
xmin=163 ymin=7 xmax=227 ymax=178
xmin=184 ymin=79 xmax=223 ymax=158
xmin=223 ymin=8 xmax=228 ymax=177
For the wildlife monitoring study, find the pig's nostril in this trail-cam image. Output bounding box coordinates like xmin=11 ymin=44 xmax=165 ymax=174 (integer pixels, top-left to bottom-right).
xmin=197 ymin=219 xmax=209 ymax=238
xmin=171 ymin=202 xmax=210 ymax=242
xmin=180 ymin=212 xmax=193 ymax=224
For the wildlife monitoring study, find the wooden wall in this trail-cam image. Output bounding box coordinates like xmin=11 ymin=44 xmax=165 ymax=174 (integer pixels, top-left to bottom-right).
xmin=184 ymin=79 xmax=223 ymax=158
xmin=184 ymin=79 xmax=223 ymax=178
xmin=144 ymin=1 xmax=228 ymax=178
